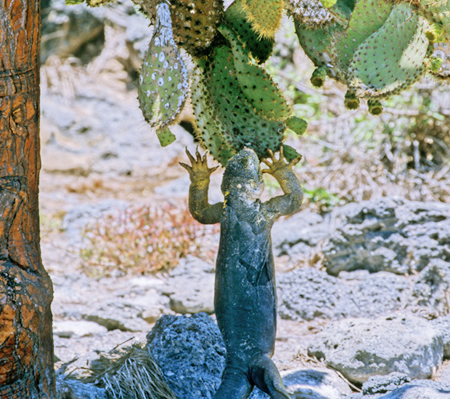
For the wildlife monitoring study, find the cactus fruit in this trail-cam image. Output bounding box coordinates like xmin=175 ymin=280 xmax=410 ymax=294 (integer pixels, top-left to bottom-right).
xmin=156 ymin=128 xmax=177 ymax=146
xmin=239 ymin=0 xmax=284 ymax=38
xmin=321 ymin=0 xmax=338 ymax=8
xmin=224 ymin=0 xmax=275 ymax=63
xmin=348 ymin=3 xmax=429 ymax=98
xmin=344 ymin=90 xmax=360 ymax=109
xmin=431 ymin=42 xmax=450 ymax=79
xmin=368 ymin=99 xmax=383 ymax=115
xmin=218 ymin=25 xmax=292 ymax=121
xmin=168 ymin=0 xmax=224 ymax=56
xmin=138 ymin=2 xmax=189 ymax=131
xmin=310 ymin=67 xmax=328 ymax=88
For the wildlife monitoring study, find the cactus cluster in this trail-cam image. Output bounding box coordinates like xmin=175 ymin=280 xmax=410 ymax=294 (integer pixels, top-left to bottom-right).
xmin=292 ymin=0 xmax=449 ymax=114
xmin=69 ymin=0 xmax=449 ymax=162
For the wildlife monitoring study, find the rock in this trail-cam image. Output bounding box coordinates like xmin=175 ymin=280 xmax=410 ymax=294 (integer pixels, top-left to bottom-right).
xmin=272 ymin=211 xmax=328 ymax=258
xmin=322 ymin=197 xmax=450 ymax=276
xmin=277 ymin=268 xmax=339 ymax=321
xmin=307 ymin=314 xmax=444 ymax=384
xmin=165 ymin=256 xmax=215 ymax=315
xmin=374 ymin=380 xmax=450 ymax=399
xmin=335 ymin=271 xmax=412 ymax=319
xmin=82 ymin=299 xmax=154 ymax=332
xmin=146 ymin=313 xmax=226 ymax=399
xmin=53 ymin=320 xmax=108 ymax=338
xmin=410 ymin=259 xmax=450 ymax=317
xmin=432 ymin=315 xmax=450 ymax=359
xmin=249 ymin=367 xmax=352 ymax=399
xmin=277 ymin=268 xmax=412 ymax=321
xmin=56 ymin=377 xmax=108 ymax=399
xmin=362 ymin=373 xmax=411 ymax=395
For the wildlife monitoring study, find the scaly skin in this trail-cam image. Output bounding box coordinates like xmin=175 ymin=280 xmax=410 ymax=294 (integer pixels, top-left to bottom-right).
xmin=180 ymin=147 xmax=303 ymax=399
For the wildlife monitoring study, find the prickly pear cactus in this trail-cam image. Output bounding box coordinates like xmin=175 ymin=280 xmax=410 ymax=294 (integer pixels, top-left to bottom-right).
xmin=169 ymin=0 xmax=224 ymax=56
xmin=240 ymin=0 xmax=284 ymax=38
xmin=138 ymin=2 xmax=189 ymax=132
xmin=420 ymin=0 xmax=450 ymax=40
xmin=348 ymin=3 xmax=430 ymax=98
xmin=224 ymin=0 xmax=274 ymax=63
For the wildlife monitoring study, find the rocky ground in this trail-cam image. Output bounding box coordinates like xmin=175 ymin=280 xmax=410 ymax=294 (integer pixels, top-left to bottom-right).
xmin=37 ymin=0 xmax=450 ymax=398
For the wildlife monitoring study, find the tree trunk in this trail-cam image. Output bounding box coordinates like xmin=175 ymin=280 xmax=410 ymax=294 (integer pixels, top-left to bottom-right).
xmin=0 ymin=0 xmax=55 ymax=396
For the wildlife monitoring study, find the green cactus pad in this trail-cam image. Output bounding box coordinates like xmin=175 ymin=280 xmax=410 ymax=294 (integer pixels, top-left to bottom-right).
xmin=218 ymin=25 xmax=292 ymax=121
xmin=205 ymin=45 xmax=286 ymax=159
xmin=240 ymin=0 xmax=283 ymax=38
xmin=294 ymin=20 xmax=344 ymax=69
xmin=191 ymin=68 xmax=236 ymax=166
xmin=332 ymin=0 xmax=392 ymax=74
xmin=348 ymin=3 xmax=429 ymax=98
xmin=282 ymin=144 xmax=302 ymax=163
xmin=286 ymin=116 xmax=308 ymax=135
xmin=169 ymin=0 xmax=224 ymax=56
xmin=224 ymin=0 xmax=274 ymax=63
xmin=156 ymin=128 xmax=176 ymax=146
xmin=138 ymin=2 xmax=189 ymax=130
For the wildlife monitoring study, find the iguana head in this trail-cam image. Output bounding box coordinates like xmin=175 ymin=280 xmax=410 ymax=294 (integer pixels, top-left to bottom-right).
xmin=221 ymin=148 xmax=263 ymax=201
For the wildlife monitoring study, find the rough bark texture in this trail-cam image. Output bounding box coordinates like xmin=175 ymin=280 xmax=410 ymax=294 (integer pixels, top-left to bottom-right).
xmin=0 ymin=0 xmax=55 ymax=396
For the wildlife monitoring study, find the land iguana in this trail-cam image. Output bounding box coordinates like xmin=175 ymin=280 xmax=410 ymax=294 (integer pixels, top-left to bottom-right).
xmin=180 ymin=147 xmax=303 ymax=399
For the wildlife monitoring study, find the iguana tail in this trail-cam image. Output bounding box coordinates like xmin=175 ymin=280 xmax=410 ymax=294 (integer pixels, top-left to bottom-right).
xmin=213 ymin=355 xmax=291 ymax=399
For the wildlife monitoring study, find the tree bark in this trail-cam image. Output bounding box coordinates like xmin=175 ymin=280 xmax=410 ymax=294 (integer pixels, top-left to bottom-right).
xmin=0 ymin=0 xmax=55 ymax=396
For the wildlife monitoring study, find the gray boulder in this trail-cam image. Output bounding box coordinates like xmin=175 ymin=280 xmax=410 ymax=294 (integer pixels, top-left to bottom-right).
xmin=249 ymin=367 xmax=352 ymax=399
xmin=164 ymin=256 xmax=215 ymax=315
xmin=146 ymin=313 xmax=226 ymax=399
xmin=277 ymin=268 xmax=412 ymax=321
xmin=277 ymin=268 xmax=339 ymax=321
xmin=375 ymin=380 xmax=450 ymax=399
xmin=272 ymin=211 xmax=329 ymax=258
xmin=432 ymin=315 xmax=450 ymax=359
xmin=56 ymin=377 xmax=107 ymax=399
xmin=362 ymin=373 xmax=411 ymax=395
xmin=410 ymin=259 xmax=450 ymax=317
xmin=307 ymin=314 xmax=444 ymax=384
xmin=322 ymin=198 xmax=450 ymax=276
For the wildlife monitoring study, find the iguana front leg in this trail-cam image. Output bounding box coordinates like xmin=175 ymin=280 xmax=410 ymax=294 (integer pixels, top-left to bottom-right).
xmin=262 ymin=147 xmax=303 ymax=217
xmin=180 ymin=148 xmax=223 ymax=224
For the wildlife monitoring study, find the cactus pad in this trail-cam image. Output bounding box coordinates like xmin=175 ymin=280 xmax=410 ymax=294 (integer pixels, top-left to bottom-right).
xmin=169 ymin=0 xmax=224 ymax=56
xmin=219 ymin=25 xmax=292 ymax=121
xmin=332 ymin=0 xmax=392 ymax=74
xmin=138 ymin=2 xmax=189 ymax=130
xmin=191 ymin=67 xmax=236 ymax=166
xmin=224 ymin=0 xmax=275 ymax=63
xmin=205 ymin=45 xmax=286 ymax=159
xmin=239 ymin=0 xmax=284 ymax=38
xmin=286 ymin=116 xmax=308 ymax=136
xmin=156 ymin=128 xmax=177 ymax=146
xmin=282 ymin=144 xmax=302 ymax=163
xmin=348 ymin=3 xmax=429 ymax=98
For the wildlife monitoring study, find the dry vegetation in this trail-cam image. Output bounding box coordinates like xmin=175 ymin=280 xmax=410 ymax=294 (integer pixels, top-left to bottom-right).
xmin=80 ymin=203 xmax=219 ymax=277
